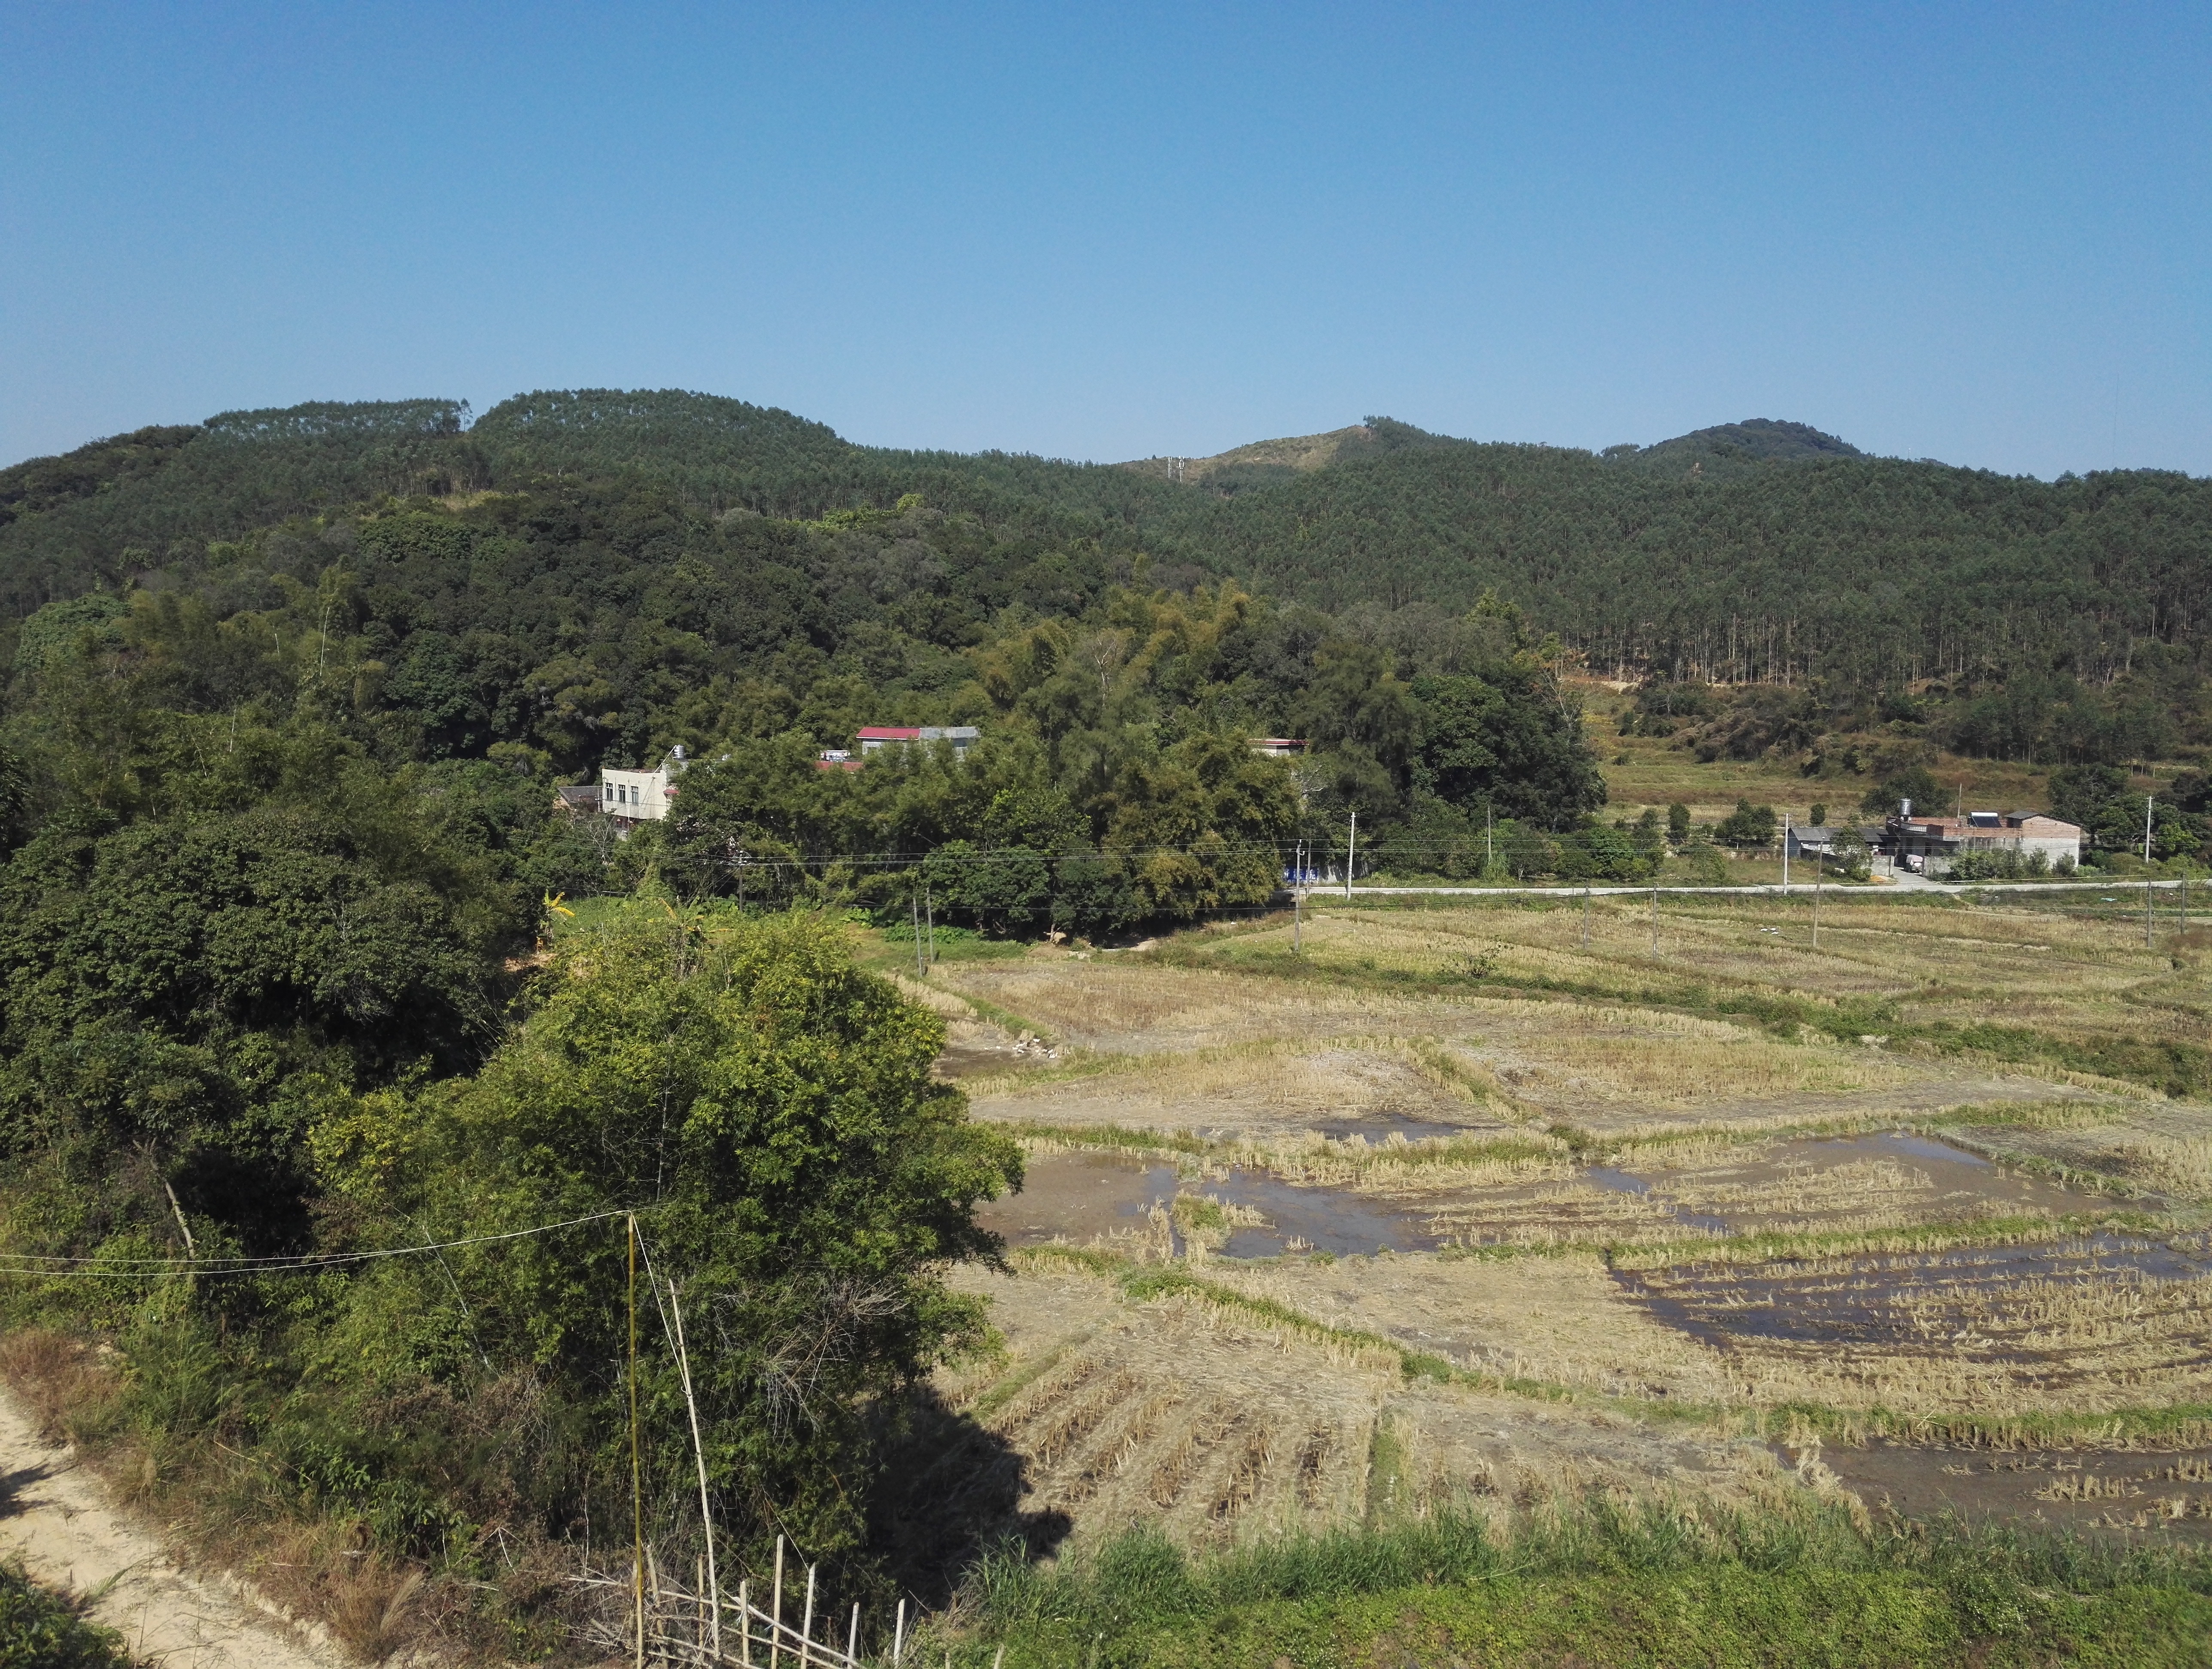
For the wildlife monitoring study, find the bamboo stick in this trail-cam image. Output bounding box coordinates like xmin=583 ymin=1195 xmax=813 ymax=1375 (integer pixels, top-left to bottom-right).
xmin=740 ymin=1579 xmax=753 ymax=1669
xmin=631 ymin=1217 xmax=645 ymax=1669
xmin=893 ymin=1600 xmax=905 ymax=1666
xmin=845 ymin=1603 xmax=858 ymax=1666
xmin=771 ymin=1539 xmax=784 ymax=1669
xmin=800 ymin=1566 xmax=816 ymax=1669
xmin=666 ymin=1278 xmax=720 ymax=1661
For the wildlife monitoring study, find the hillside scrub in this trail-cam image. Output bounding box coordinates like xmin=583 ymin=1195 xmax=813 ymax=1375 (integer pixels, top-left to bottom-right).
xmin=0 ymin=907 xmax=1020 ymax=1654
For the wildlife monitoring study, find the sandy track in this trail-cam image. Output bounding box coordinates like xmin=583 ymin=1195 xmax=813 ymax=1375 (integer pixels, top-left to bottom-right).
xmin=0 ymin=1389 xmax=346 ymax=1669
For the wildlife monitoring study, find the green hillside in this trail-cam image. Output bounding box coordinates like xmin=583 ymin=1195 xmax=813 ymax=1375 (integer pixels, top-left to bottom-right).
xmin=3 ymin=390 xmax=2209 ymax=782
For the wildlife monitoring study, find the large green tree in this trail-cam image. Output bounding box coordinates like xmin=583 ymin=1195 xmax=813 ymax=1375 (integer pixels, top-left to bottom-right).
xmin=319 ymin=913 xmax=1022 ymax=1565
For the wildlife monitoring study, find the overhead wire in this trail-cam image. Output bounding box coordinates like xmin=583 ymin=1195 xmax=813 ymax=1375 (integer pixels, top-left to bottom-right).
xmin=0 ymin=1206 xmax=642 ymax=1278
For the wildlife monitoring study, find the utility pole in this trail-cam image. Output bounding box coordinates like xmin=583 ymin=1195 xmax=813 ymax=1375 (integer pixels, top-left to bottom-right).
xmin=1813 ymin=873 xmax=1821 ymax=949
xmin=1583 ymin=881 xmax=1591 ymax=950
xmin=1782 ymin=810 xmax=1791 ymax=895
xmin=924 ymin=882 xmax=936 ymax=965
xmin=912 ymin=889 xmax=926 ymax=979
xmin=1650 ymin=884 xmax=1658 ymax=958
xmin=1486 ymin=805 xmax=1493 ymax=874
xmin=1292 ymin=841 xmax=1303 ymax=955
xmin=2146 ymin=796 xmax=2157 ymax=951
xmin=1345 ymin=811 xmax=1357 ymax=901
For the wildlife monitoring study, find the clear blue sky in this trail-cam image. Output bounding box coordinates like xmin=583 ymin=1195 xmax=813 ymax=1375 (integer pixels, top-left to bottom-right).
xmin=4 ymin=3 xmax=2207 ymax=477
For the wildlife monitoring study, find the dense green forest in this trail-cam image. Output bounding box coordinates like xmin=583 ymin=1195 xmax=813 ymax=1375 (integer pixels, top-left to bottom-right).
xmin=6 ymin=392 xmax=2209 ymax=772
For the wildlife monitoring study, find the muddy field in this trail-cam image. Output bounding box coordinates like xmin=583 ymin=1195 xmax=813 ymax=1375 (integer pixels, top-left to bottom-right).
xmin=906 ymin=895 xmax=2212 ymax=1553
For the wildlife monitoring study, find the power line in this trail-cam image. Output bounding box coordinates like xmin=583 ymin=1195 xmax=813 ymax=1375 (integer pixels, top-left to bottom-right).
xmin=0 ymin=1207 xmax=640 ymax=1278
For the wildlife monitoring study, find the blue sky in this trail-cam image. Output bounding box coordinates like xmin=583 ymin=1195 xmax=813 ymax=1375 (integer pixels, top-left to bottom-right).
xmin=3 ymin=3 xmax=2207 ymax=476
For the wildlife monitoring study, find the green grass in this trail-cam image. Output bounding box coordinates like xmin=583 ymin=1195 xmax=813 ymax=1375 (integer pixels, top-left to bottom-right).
xmin=945 ymin=1503 xmax=2212 ymax=1668
xmin=1601 ymin=1211 xmax=2167 ymax=1271
xmin=0 ymin=1564 xmax=130 ymax=1669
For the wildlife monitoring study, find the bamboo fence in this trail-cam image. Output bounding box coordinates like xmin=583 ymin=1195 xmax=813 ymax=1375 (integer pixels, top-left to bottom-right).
xmin=579 ymin=1535 xmax=932 ymax=1669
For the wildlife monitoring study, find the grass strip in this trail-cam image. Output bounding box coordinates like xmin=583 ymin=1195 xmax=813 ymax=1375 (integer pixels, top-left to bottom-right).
xmin=1003 ymin=1117 xmax=1565 ymax=1173
xmin=998 ymin=1120 xmax=1214 ymax=1159
xmin=1759 ymin=1396 xmax=2212 ymax=1453
xmin=944 ymin=1499 xmax=2212 ymax=1669
xmin=1602 ymin=1210 xmax=2168 ymax=1271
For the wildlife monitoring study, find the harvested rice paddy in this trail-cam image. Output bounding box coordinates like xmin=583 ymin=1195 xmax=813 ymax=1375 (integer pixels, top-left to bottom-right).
xmin=897 ymin=886 xmax=2212 ymax=1554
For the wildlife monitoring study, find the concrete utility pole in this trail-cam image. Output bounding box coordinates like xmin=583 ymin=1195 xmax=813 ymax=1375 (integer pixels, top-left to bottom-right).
xmin=912 ymin=891 xmax=926 ymax=980
xmin=1782 ymin=810 xmax=1791 ymax=895
xmin=1650 ymin=884 xmax=1659 ymax=958
xmin=2147 ymin=796 xmax=2157 ymax=950
xmin=1486 ymin=806 xmax=1493 ymax=874
xmin=1292 ymin=841 xmax=1303 ymax=955
xmin=1345 ymin=811 xmax=1357 ymax=901
xmin=1583 ymin=881 xmax=1591 ymax=950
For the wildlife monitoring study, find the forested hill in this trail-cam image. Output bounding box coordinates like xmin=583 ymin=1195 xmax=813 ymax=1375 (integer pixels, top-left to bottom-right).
xmin=4 ymin=390 xmax=2210 ymax=761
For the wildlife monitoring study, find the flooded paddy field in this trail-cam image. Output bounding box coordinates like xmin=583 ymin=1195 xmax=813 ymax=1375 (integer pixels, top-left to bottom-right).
xmin=974 ymin=1150 xmax=1445 ymax=1258
xmin=1617 ymin=1231 xmax=2212 ymax=1405
xmin=906 ymin=897 xmax=2212 ymax=1551
xmin=1800 ymin=1439 xmax=2212 ymax=1539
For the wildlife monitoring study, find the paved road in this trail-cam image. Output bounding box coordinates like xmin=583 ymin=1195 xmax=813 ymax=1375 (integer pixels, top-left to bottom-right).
xmin=1299 ymin=876 xmax=2195 ymax=902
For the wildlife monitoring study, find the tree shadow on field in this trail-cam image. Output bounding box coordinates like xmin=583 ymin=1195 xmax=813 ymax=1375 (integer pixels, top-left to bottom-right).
xmin=870 ymin=1385 xmax=1070 ymax=1606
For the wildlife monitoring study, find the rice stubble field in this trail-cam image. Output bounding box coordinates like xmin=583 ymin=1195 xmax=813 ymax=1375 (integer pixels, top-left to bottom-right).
xmin=890 ymin=885 xmax=2212 ymax=1557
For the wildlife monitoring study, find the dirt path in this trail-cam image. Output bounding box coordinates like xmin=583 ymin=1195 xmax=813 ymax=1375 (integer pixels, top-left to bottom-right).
xmin=0 ymin=1389 xmax=346 ymax=1669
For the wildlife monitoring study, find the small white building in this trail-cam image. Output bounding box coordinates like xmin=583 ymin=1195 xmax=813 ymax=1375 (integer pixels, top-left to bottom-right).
xmin=600 ymin=746 xmax=688 ymax=822
xmin=855 ymin=725 xmax=980 ymax=756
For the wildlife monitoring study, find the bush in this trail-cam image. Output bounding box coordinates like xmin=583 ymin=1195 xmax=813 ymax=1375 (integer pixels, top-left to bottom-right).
xmin=1684 ymin=842 xmax=1730 ymax=885
xmin=1949 ymin=848 xmax=2051 ymax=882
xmin=1712 ymin=799 xmax=1777 ymax=849
xmin=0 ymin=1563 xmax=129 ymax=1669
xmin=323 ymin=910 xmax=1025 ymax=1574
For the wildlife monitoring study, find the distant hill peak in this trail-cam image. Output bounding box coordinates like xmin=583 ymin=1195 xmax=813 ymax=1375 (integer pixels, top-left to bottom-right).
xmin=1613 ymin=419 xmax=1865 ymax=470
xmin=1119 ymin=416 xmax=1463 ymax=488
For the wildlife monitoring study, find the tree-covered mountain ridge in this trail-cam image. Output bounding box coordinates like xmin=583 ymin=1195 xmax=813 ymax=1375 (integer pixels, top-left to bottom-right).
xmin=4 ymin=388 xmax=2209 ymax=749
xmin=1117 ymin=415 xmax=1866 ymax=488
